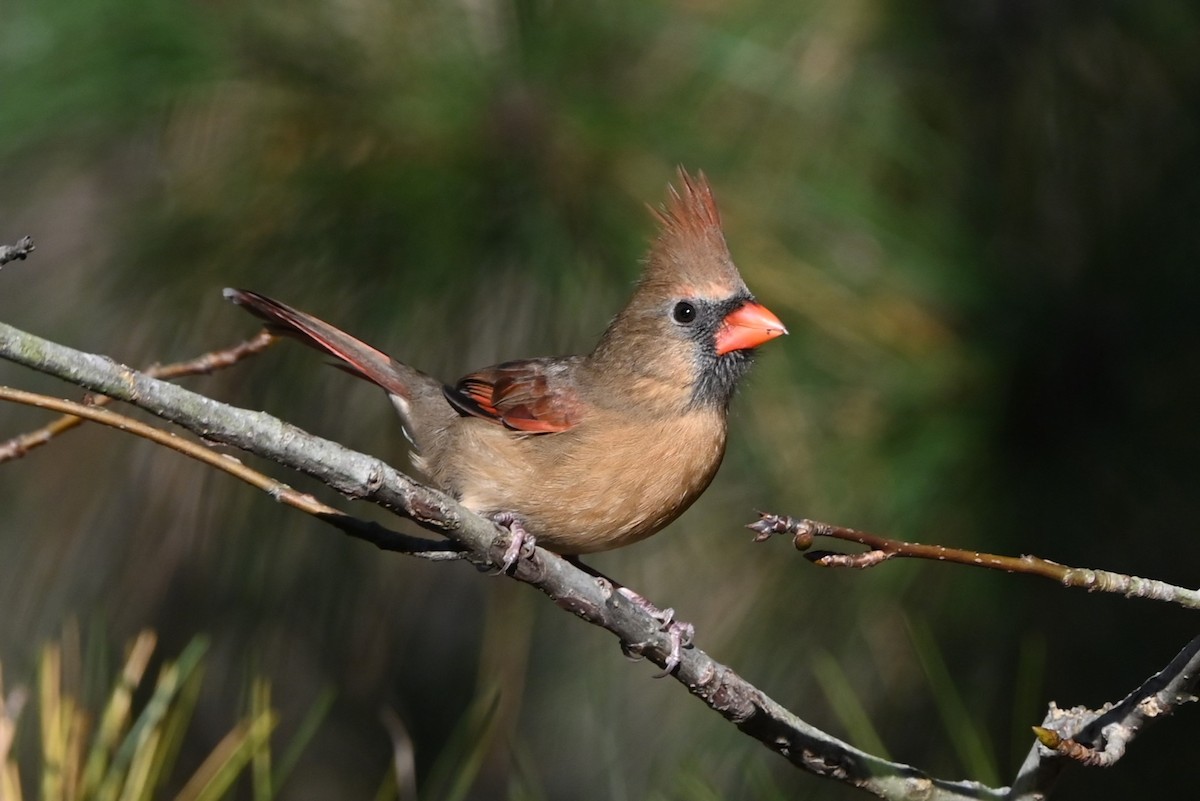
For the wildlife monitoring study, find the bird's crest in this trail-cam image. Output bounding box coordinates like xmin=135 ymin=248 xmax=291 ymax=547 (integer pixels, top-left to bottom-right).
xmin=652 ymin=168 xmax=722 ymax=237
xmin=644 ymin=168 xmax=743 ymax=298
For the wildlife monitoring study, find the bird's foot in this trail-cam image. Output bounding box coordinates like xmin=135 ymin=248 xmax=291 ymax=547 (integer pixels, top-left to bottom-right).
xmin=489 ymin=512 xmax=536 ymax=574
xmin=617 ymin=586 xmax=695 ymax=677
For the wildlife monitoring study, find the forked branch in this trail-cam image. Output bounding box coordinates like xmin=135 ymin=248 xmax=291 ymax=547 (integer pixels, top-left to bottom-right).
xmin=0 ymin=331 xmax=275 ymax=463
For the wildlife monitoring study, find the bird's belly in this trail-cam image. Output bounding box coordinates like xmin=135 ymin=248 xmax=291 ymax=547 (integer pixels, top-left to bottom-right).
xmin=445 ymin=415 xmax=728 ymax=554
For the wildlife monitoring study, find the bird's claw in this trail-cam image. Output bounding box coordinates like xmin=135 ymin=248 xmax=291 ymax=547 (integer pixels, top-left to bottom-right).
xmin=621 ymin=620 xmax=694 ymax=676
xmin=616 ymin=587 xmax=694 ymax=677
xmin=490 ymin=512 xmax=536 ymax=574
xmin=654 ymin=619 xmax=695 ymax=677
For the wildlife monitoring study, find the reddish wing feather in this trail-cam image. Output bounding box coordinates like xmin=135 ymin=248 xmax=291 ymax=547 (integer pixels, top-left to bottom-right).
xmin=444 ymin=359 xmax=583 ymax=434
xmin=457 ymin=376 xmax=502 ymax=417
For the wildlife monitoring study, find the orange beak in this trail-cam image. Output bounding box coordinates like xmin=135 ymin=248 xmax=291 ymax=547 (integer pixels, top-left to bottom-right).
xmin=715 ymin=301 xmax=788 ymax=355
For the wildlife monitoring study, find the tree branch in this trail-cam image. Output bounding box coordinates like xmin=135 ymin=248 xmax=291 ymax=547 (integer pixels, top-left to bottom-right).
xmin=0 ymin=317 xmax=1016 ymax=799
xmin=0 ymin=386 xmax=462 ymax=560
xmin=2 ymin=317 xmax=1195 ymax=799
xmin=748 ymin=513 xmax=1200 ymax=610
xmin=0 ymin=331 xmax=276 ymax=463
xmin=1010 ymin=634 xmax=1200 ymax=798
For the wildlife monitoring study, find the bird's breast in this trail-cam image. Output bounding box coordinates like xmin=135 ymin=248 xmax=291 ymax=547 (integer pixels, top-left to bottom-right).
xmin=437 ymin=408 xmax=729 ymax=554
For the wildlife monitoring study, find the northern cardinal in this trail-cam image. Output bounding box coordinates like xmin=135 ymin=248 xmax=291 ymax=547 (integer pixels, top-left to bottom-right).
xmin=225 ymin=170 xmax=785 ymax=567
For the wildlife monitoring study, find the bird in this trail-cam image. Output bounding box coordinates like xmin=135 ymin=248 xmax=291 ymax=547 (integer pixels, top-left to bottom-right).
xmin=224 ymin=170 xmax=785 ymax=569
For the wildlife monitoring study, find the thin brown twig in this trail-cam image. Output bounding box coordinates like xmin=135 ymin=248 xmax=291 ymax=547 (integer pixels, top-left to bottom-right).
xmin=0 ymin=386 xmax=463 ymax=561
xmin=1031 ymin=726 xmax=1119 ymax=767
xmin=748 ymin=512 xmax=1200 ymax=610
xmin=0 ymin=330 xmax=275 ymax=464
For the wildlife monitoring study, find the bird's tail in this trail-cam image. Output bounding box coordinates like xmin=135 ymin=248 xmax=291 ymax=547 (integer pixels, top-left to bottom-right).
xmin=223 ymin=288 xmax=458 ymax=454
xmin=224 ymin=288 xmax=428 ymax=397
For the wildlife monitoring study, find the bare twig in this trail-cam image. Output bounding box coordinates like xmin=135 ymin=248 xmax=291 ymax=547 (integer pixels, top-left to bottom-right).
xmin=0 ymin=236 xmax=34 ymax=268
xmin=748 ymin=513 xmax=1200 ymax=611
xmin=0 ymin=330 xmax=275 ymax=463
xmin=0 ymin=386 xmax=463 ymax=561
xmin=1030 ymin=725 xmax=1121 ymax=767
xmin=1009 ymin=635 xmax=1200 ymax=798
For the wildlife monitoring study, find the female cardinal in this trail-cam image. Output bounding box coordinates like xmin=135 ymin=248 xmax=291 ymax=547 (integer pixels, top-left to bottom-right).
xmin=225 ymin=170 xmax=785 ymax=567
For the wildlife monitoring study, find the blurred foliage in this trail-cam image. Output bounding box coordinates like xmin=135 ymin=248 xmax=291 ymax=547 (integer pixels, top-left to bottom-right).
xmin=2 ymin=0 xmax=1199 ymax=798
xmin=0 ymin=626 xmax=314 ymax=801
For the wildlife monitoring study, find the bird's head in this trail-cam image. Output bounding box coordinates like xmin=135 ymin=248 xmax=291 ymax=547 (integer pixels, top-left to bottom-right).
xmin=592 ymin=169 xmax=786 ymax=411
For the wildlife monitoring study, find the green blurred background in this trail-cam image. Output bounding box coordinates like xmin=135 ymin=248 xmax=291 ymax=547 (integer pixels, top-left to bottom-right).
xmin=2 ymin=0 xmax=1199 ymax=798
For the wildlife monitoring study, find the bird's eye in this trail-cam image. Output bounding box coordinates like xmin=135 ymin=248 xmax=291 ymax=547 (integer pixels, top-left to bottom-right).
xmin=672 ymin=301 xmax=697 ymax=325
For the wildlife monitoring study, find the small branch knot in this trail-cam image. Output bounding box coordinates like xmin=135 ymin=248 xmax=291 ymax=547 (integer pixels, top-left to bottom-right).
xmin=0 ymin=236 xmax=35 ymax=268
xmin=746 ymin=512 xmax=814 ymax=550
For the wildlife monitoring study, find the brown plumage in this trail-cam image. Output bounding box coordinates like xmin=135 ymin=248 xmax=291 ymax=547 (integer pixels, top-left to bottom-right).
xmin=225 ymin=169 xmax=785 ymax=555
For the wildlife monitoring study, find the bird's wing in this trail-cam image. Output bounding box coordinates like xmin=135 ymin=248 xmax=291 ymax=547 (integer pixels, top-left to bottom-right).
xmin=443 ymin=358 xmax=584 ymax=434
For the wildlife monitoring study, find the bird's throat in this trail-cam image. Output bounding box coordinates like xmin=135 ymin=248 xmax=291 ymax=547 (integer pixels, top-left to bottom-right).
xmin=691 ymin=349 xmax=754 ymax=410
